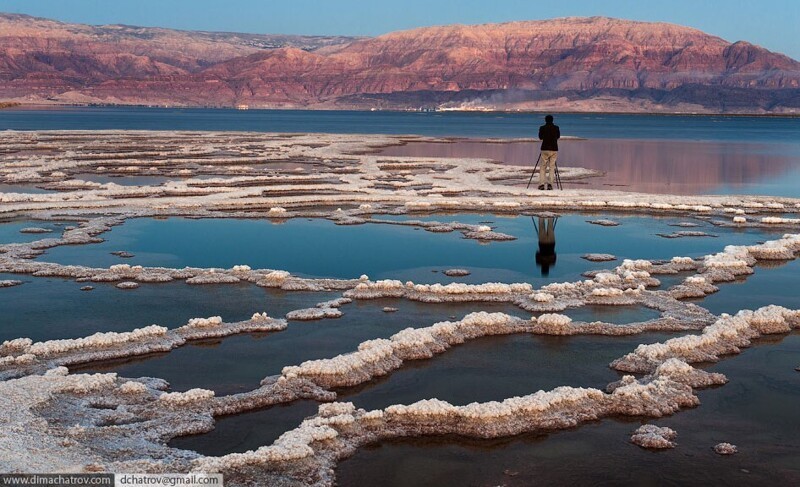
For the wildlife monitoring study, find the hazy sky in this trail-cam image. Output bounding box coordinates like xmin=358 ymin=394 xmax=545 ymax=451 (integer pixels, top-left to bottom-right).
xmin=2 ymin=0 xmax=799 ymax=59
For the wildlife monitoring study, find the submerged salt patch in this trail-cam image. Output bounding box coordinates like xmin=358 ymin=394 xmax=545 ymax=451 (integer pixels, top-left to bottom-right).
xmin=115 ymin=281 xmax=139 ymax=289
xmin=587 ymin=219 xmax=620 ymax=227
xmin=582 ymin=253 xmax=617 ymax=262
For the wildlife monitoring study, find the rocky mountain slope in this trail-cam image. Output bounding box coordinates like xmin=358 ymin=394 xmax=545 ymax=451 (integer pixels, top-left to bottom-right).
xmin=2 ymin=14 xmax=799 ymax=113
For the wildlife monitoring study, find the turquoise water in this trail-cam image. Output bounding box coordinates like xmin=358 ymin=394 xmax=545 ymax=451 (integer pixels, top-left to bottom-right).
xmin=0 ymin=220 xmax=73 ymax=244
xmin=36 ymin=215 xmax=780 ymax=283
xmin=0 ymin=274 xmax=328 ymax=342
xmin=2 ymin=108 xmax=800 ymax=142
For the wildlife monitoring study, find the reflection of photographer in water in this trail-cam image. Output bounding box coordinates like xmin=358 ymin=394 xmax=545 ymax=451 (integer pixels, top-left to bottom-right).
xmin=535 ymin=217 xmax=557 ymax=277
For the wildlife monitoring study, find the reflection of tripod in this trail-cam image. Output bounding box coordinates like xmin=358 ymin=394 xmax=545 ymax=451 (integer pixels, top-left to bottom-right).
xmin=526 ymin=153 xmax=563 ymax=190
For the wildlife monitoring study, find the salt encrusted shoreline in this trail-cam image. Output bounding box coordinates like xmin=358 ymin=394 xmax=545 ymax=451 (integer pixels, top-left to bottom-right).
xmin=2 ymin=131 xmax=800 ymax=224
xmin=1 ymin=131 xmax=800 ymax=485
xmin=0 ymin=314 xmax=284 ymax=380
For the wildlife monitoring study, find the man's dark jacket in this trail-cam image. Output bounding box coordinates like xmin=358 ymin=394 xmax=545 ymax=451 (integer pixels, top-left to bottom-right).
xmin=538 ymin=123 xmax=561 ymax=151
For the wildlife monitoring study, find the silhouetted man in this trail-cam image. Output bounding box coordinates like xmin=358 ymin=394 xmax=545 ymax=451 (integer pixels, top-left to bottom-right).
xmin=537 ymin=114 xmax=560 ymax=190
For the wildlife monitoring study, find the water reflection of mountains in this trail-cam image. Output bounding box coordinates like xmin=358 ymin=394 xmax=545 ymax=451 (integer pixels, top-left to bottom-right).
xmin=382 ymin=139 xmax=798 ymax=195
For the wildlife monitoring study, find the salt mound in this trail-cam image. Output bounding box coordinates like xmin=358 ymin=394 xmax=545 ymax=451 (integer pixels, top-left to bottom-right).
xmin=631 ymin=424 xmax=677 ymax=449
xmin=587 ymin=219 xmax=619 ymax=227
xmin=713 ymin=442 xmax=738 ymax=455
xmin=286 ymin=307 xmax=343 ymax=321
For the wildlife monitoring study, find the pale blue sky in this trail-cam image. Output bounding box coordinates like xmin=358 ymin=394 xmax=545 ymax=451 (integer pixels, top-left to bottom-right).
xmin=1 ymin=0 xmax=798 ymax=59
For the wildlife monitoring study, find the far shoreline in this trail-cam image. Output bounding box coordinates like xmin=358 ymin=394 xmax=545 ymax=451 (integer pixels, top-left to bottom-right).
xmin=2 ymin=102 xmax=799 ymax=118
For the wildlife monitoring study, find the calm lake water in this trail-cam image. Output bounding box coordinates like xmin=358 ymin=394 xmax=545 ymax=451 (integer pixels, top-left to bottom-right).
xmin=2 ymin=107 xmax=799 ymax=141
xmin=36 ymin=215 xmax=781 ymax=284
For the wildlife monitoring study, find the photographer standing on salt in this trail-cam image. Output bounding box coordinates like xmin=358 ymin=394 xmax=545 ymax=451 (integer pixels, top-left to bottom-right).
xmin=537 ymin=115 xmax=560 ymax=190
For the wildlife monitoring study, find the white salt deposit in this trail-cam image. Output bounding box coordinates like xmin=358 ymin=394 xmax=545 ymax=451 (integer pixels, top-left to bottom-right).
xmin=631 ymin=424 xmax=678 ymax=449
xmin=713 ymin=442 xmax=738 ymax=455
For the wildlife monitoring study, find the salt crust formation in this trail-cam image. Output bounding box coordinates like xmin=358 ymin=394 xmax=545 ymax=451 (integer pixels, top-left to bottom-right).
xmin=612 ymin=305 xmax=800 ymax=373
xmin=286 ymin=307 xmax=343 ymax=321
xmin=713 ymin=442 xmax=738 ymax=455
xmin=630 ymin=424 xmax=678 ymax=449
xmin=1 ymin=131 xmax=798 ymax=226
xmin=0 ymin=314 xmax=284 ymax=380
xmin=191 ymin=356 xmax=724 ymax=479
xmin=2 ymin=132 xmax=800 ymax=484
xmin=19 ymin=227 xmax=53 ymax=233
xmin=587 ymin=219 xmax=620 ymax=226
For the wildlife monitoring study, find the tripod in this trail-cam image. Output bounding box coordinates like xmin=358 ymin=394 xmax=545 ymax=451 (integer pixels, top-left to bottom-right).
xmin=526 ymin=152 xmax=563 ymax=190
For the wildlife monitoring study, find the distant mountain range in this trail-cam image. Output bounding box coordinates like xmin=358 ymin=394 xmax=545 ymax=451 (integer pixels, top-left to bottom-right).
xmin=2 ymin=13 xmax=799 ymax=113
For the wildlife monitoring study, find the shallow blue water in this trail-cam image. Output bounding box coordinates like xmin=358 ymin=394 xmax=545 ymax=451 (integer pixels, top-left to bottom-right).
xmin=2 ymin=107 xmax=800 ymax=142
xmin=0 ymin=220 xmax=73 ymax=244
xmin=35 ymin=215 xmax=782 ymax=283
xmin=0 ymin=274 xmax=330 ymax=342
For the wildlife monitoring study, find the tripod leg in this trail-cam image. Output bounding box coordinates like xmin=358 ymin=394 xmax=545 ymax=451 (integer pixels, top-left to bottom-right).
xmin=555 ymin=162 xmax=563 ymax=190
xmin=557 ymin=167 xmax=563 ymax=190
xmin=526 ymin=153 xmax=542 ymax=189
